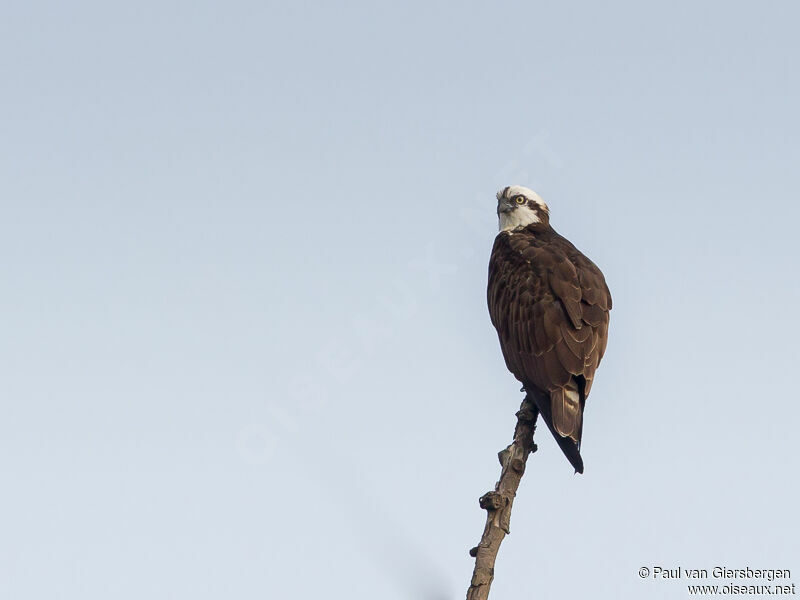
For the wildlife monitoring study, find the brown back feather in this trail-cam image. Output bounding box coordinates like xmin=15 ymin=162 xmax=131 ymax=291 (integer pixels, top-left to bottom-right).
xmin=488 ymin=225 xmax=611 ymax=453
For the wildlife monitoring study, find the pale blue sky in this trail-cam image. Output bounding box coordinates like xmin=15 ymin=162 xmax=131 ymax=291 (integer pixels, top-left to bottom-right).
xmin=1 ymin=1 xmax=799 ymax=598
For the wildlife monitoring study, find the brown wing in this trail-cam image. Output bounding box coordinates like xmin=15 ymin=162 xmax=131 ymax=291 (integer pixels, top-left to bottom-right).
xmin=487 ymin=228 xmax=611 ymax=443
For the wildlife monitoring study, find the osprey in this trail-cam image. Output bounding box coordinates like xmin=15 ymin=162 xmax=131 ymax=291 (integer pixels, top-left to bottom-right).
xmin=487 ymin=185 xmax=611 ymax=473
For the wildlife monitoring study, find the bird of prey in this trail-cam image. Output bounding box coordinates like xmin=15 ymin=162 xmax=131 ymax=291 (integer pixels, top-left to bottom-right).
xmin=487 ymin=185 xmax=611 ymax=473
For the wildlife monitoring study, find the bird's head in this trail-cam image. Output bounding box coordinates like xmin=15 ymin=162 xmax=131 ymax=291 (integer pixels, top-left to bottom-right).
xmin=496 ymin=185 xmax=550 ymax=232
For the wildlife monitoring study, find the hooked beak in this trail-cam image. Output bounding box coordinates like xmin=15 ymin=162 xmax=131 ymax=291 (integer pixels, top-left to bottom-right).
xmin=497 ymin=197 xmax=514 ymax=214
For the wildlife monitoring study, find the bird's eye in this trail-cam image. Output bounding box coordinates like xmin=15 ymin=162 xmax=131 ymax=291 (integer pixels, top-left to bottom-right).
xmin=514 ymin=196 xmax=526 ymax=205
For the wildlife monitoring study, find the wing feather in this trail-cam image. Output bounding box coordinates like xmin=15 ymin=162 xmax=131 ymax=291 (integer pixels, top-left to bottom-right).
xmin=487 ymin=227 xmax=611 ymax=461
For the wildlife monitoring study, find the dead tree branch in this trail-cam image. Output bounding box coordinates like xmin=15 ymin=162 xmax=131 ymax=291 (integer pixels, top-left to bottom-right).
xmin=466 ymin=393 xmax=539 ymax=600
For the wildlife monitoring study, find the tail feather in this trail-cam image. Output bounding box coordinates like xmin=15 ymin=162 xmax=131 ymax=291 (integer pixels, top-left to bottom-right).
xmin=529 ymin=384 xmax=585 ymax=474
xmin=551 ymin=386 xmax=582 ymax=441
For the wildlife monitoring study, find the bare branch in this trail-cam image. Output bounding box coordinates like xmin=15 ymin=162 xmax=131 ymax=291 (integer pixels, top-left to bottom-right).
xmin=466 ymin=393 xmax=539 ymax=600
